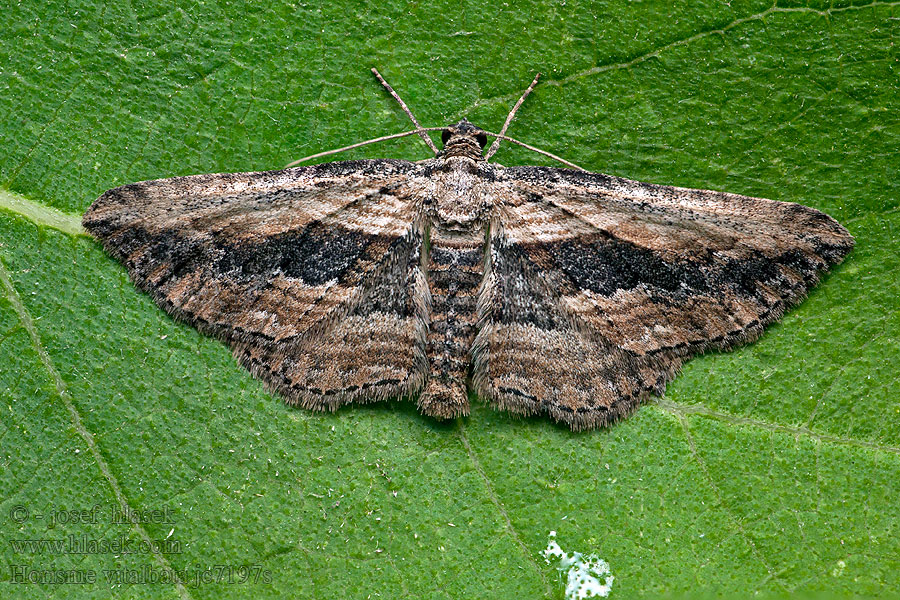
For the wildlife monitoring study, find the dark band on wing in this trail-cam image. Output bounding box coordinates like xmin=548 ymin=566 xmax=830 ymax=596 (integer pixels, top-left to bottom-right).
xmin=215 ymin=221 xmax=384 ymax=285
xmin=102 ymin=219 xmax=403 ymax=290
xmin=537 ymin=236 xmax=710 ymax=297
xmin=511 ymin=235 xmax=845 ymax=304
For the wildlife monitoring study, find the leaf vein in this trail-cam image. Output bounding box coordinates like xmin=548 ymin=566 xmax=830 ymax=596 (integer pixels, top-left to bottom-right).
xmin=0 ymin=257 xmax=195 ymax=600
xmin=456 ymin=422 xmax=552 ymax=597
xmin=656 ymin=398 xmax=900 ymax=455
xmin=677 ymin=413 xmax=787 ymax=591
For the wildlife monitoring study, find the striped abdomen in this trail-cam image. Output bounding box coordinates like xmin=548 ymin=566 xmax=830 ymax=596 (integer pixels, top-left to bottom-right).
xmin=419 ymin=223 xmax=487 ymax=418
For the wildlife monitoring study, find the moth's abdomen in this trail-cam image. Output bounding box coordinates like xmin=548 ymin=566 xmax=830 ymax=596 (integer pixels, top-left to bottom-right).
xmin=419 ymin=224 xmax=486 ymax=418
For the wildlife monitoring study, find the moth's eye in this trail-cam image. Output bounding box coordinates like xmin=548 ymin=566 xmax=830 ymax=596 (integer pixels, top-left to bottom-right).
xmin=476 ymin=132 xmax=488 ymax=148
xmin=441 ymin=129 xmax=452 ymax=145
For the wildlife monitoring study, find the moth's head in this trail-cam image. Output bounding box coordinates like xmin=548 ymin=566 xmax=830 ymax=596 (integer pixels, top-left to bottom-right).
xmin=439 ymin=119 xmax=488 ymax=160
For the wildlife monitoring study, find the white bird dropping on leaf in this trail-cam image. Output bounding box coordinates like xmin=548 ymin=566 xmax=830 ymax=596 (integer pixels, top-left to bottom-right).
xmin=542 ymin=531 xmax=614 ymax=599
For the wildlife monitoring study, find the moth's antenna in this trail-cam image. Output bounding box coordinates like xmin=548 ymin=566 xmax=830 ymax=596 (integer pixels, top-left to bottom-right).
xmin=285 ymin=127 xmax=446 ymax=168
xmin=484 ymin=72 xmax=541 ymax=161
xmin=371 ymin=68 xmax=439 ymax=155
xmin=483 ymin=132 xmax=586 ymax=171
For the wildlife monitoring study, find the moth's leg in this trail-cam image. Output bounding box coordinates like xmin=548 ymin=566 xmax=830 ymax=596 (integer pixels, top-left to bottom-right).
xmin=419 ymin=224 xmax=486 ymax=418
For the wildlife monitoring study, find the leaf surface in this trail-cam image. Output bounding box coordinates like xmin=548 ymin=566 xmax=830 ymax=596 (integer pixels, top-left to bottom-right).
xmin=1 ymin=1 xmax=898 ymax=597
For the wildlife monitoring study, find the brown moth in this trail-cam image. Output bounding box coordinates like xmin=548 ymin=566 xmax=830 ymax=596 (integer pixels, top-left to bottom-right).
xmin=82 ymin=70 xmax=853 ymax=431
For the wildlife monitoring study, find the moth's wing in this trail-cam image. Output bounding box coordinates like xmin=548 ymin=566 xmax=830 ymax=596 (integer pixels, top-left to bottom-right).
xmin=231 ymin=233 xmax=430 ymax=411
xmin=474 ymin=166 xmax=854 ymax=430
xmin=83 ymin=159 xmax=430 ymax=409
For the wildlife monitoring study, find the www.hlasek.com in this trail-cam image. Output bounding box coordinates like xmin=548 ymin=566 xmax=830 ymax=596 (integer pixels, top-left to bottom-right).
xmin=9 ymin=534 xmax=180 ymax=555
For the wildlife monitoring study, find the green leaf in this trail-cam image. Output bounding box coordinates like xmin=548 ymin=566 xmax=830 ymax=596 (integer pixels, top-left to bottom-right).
xmin=1 ymin=1 xmax=898 ymax=597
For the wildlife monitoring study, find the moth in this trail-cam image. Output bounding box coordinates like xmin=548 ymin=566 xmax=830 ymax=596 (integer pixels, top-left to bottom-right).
xmin=83 ymin=69 xmax=854 ymax=431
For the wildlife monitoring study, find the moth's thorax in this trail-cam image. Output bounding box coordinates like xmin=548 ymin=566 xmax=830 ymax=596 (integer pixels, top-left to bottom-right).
xmin=438 ymin=119 xmax=488 ymax=161
xmin=425 ymin=156 xmax=496 ymax=226
xmin=439 ymin=138 xmax=484 ymax=161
